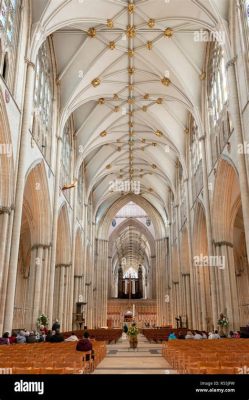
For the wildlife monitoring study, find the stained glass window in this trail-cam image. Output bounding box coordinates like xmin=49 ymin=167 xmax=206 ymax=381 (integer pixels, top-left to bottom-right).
xmin=60 ymin=119 xmax=73 ymax=202
xmin=190 ymin=119 xmax=202 ymax=174
xmin=33 ymin=41 xmax=53 ymax=162
xmin=246 ymin=0 xmax=249 ymax=25
xmin=207 ymin=42 xmax=228 ymax=127
xmin=0 ymin=0 xmax=17 ymax=44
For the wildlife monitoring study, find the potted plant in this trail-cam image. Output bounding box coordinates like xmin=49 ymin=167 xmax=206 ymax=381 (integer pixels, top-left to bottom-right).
xmin=217 ymin=313 xmax=229 ymax=337
xmin=37 ymin=313 xmax=49 ymax=329
xmin=127 ymin=323 xmax=139 ymax=349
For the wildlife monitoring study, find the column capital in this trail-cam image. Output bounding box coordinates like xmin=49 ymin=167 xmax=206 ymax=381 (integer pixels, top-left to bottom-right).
xmin=31 ymin=243 xmax=51 ymax=250
xmin=183 ymin=177 xmax=189 ymax=183
xmin=74 ymin=274 xmax=83 ymax=279
xmin=213 ymin=240 xmax=233 ymax=248
xmin=198 ymin=135 xmax=206 ymax=141
xmin=56 ymin=263 xmax=72 ymax=268
xmin=226 ymin=56 xmax=238 ymax=70
xmin=0 ymin=206 xmax=12 ymax=214
xmin=56 ymin=135 xmax=63 ymax=142
xmin=24 ymin=57 xmax=35 ymax=70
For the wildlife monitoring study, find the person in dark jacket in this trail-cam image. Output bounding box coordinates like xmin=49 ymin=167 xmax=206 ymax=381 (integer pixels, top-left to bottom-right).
xmin=49 ymin=329 xmax=64 ymax=343
xmin=0 ymin=332 xmax=10 ymax=345
xmin=52 ymin=320 xmax=60 ymax=331
xmin=76 ymin=331 xmax=94 ymax=361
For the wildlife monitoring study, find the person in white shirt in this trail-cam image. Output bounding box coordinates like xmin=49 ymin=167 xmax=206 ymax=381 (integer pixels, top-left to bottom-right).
xmin=193 ymin=331 xmax=203 ymax=340
xmin=213 ymin=330 xmax=220 ymax=339
xmin=65 ymin=332 xmax=79 ymax=342
xmin=185 ymin=330 xmax=194 ymax=339
xmin=202 ymin=332 xmax=207 ymax=339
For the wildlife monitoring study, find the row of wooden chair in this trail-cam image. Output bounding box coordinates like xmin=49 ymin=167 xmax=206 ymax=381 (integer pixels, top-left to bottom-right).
xmin=0 ymin=340 xmax=106 ymax=374
xmin=162 ymin=339 xmax=249 ymax=374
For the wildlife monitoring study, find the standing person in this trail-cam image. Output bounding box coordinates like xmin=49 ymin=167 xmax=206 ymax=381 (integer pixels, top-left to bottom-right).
xmin=127 ymin=322 xmax=139 ymax=350
xmin=52 ymin=319 xmax=60 ymax=331
xmin=76 ymin=331 xmax=95 ymax=361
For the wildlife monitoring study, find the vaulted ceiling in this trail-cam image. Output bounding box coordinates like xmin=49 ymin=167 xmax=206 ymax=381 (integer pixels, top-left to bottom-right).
xmin=31 ymin=0 xmax=229 ymax=226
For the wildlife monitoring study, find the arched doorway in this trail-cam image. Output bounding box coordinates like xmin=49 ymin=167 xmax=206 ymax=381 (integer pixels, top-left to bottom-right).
xmin=14 ymin=161 xmax=51 ymax=330
xmin=212 ymin=158 xmax=246 ymax=330
xmin=192 ymin=202 xmax=212 ymax=331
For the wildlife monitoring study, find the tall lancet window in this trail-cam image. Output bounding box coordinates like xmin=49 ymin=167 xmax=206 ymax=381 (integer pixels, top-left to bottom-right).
xmin=190 ymin=119 xmax=201 ymax=175
xmin=190 ymin=118 xmax=203 ymax=199
xmin=245 ymin=0 xmax=249 ymax=25
xmin=207 ymin=41 xmax=228 ymax=128
xmin=60 ymin=119 xmax=73 ymax=203
xmin=33 ymin=40 xmax=53 ymax=163
xmin=0 ymin=0 xmax=20 ymax=88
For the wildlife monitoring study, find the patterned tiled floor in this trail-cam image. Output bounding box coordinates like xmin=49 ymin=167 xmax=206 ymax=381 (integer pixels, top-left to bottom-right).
xmin=93 ymin=334 xmax=177 ymax=374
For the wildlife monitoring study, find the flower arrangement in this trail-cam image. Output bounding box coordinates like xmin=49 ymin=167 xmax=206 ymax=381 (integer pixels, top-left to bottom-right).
xmin=218 ymin=314 xmax=229 ymax=328
xmin=37 ymin=313 xmax=49 ymax=328
xmin=127 ymin=325 xmax=139 ymax=336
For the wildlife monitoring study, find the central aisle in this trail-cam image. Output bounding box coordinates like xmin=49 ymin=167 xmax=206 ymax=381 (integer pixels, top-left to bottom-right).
xmin=93 ymin=334 xmax=176 ymax=374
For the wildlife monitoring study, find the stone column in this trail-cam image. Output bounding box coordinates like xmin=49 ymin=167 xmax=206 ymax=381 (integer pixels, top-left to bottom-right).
xmin=0 ymin=209 xmax=10 ymax=285
xmin=32 ymin=245 xmax=44 ymax=326
xmin=155 ymin=238 xmax=167 ymax=325
xmin=26 ymin=247 xmax=37 ymax=329
xmin=58 ymin=265 xmax=65 ymax=329
xmin=174 ymin=203 xmax=183 ymax=317
xmin=184 ymin=178 xmax=196 ymax=328
xmin=45 ymin=245 xmax=52 ymax=314
xmin=69 ymin=185 xmax=78 ymax=331
xmin=63 ymin=266 xmax=69 ymax=330
xmin=215 ymin=241 xmax=240 ymax=331
xmin=47 ymin=136 xmax=63 ymax=324
xmin=40 ymin=245 xmax=49 ymax=315
xmin=0 ymin=207 xmax=13 ymax=335
xmin=3 ymin=59 xmax=36 ymax=333
xmin=226 ymin=57 xmax=249 ymax=259
xmin=199 ymin=135 xmax=218 ymax=328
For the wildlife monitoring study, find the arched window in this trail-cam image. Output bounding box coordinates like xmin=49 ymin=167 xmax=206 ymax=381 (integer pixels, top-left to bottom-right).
xmin=207 ymin=42 xmax=228 ymax=127
xmin=245 ymin=0 xmax=249 ymax=25
xmin=60 ymin=119 xmax=73 ymax=202
xmin=0 ymin=0 xmax=20 ymax=87
xmin=190 ymin=119 xmax=201 ymax=175
xmin=190 ymin=118 xmax=203 ymax=199
xmin=78 ymin=164 xmax=84 ymax=204
xmin=33 ymin=41 xmax=53 ymax=163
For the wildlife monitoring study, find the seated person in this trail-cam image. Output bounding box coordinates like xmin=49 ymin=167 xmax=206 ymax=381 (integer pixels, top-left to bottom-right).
xmin=193 ymin=331 xmax=203 ymax=340
xmin=76 ymin=331 xmax=94 ymax=361
xmin=185 ymin=330 xmax=194 ymax=339
xmin=0 ymin=332 xmax=10 ymax=345
xmin=202 ymin=332 xmax=207 ymax=339
xmin=16 ymin=331 xmax=26 ymax=343
xmin=177 ymin=330 xmax=185 ymax=339
xmin=209 ymin=330 xmax=220 ymax=339
xmin=45 ymin=330 xmax=53 ymax=342
xmin=168 ymin=332 xmax=177 ymax=340
xmin=65 ymin=332 xmax=79 ymax=342
xmin=49 ymin=329 xmax=64 ymax=342
xmin=9 ymin=332 xmax=17 ymax=344
xmin=26 ymin=331 xmax=37 ymax=343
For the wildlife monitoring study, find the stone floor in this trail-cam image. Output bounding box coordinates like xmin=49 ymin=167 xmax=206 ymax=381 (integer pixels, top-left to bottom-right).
xmin=93 ymin=334 xmax=177 ymax=374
